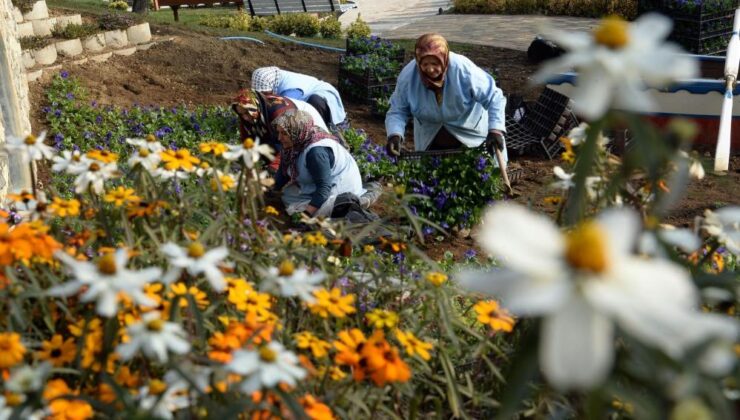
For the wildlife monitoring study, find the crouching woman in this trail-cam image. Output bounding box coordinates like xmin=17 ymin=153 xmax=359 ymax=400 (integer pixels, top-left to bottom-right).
xmin=271 ymin=109 xmax=366 ymax=218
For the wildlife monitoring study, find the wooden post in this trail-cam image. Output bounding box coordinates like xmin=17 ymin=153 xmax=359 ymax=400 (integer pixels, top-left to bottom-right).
xmin=0 ymin=0 xmax=32 ymax=196
xmin=273 ymin=0 xmax=280 ymax=14
xmin=247 ymin=0 xmax=255 ymax=16
xmin=172 ymin=4 xmax=180 ymax=21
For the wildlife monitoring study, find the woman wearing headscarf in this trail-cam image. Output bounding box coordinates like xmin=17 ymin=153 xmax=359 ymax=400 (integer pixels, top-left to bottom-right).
xmin=271 ymin=109 xmax=365 ymax=218
xmin=385 ymin=33 xmax=507 ymax=159
xmin=231 ymin=88 xmax=328 ymax=154
xmin=251 ymin=66 xmax=347 ymax=130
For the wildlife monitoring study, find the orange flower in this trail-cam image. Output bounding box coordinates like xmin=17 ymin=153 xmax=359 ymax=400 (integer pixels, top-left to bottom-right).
xmin=49 ymin=197 xmax=81 ymax=217
xmin=308 ymin=288 xmax=356 ymax=319
xmin=86 ymin=149 xmax=118 ymax=163
xmin=333 ymin=328 xmax=366 ymax=368
xmin=300 ymin=394 xmax=335 ymax=420
xmin=104 ymin=186 xmax=141 ymax=207
xmin=208 ymin=331 xmax=242 ymax=363
xmin=160 ymin=149 xmax=200 ymax=171
xmin=361 ymin=330 xmax=411 ymax=386
xmin=0 ymin=332 xmax=25 ymax=368
xmin=43 ymin=379 xmax=94 ymax=420
xmin=37 ymin=334 xmax=76 ymax=367
xmin=473 ymin=300 xmax=515 ymax=332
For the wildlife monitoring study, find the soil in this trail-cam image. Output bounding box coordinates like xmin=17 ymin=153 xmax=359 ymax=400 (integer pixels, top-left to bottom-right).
xmin=27 ymin=24 xmax=740 ymax=262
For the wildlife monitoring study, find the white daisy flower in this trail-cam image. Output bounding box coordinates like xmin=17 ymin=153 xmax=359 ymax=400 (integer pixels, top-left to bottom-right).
xmin=226 ymin=341 xmax=306 ymax=394
xmin=223 ymin=137 xmax=274 ymax=169
xmin=164 ymin=363 xmax=212 ymax=393
xmin=4 ymin=132 xmax=55 ymax=163
xmin=126 ymin=135 xmax=164 ymax=153
xmin=534 ymin=14 xmax=698 ymax=119
xmin=128 ymin=147 xmax=162 ymax=172
xmin=260 ymin=260 xmax=324 ymax=303
xmin=68 ymin=157 xmax=118 ymax=195
xmin=702 ymin=207 xmax=740 ymax=255
xmin=639 ymin=224 xmax=701 ymax=257
xmin=458 ymin=203 xmax=737 ymax=390
xmin=49 ymin=249 xmax=160 ymax=317
xmin=564 ymin=123 xmax=610 ymax=147
xmin=550 ymin=166 xmax=601 ymax=199
xmin=154 ymin=168 xmax=192 ymax=181
xmin=6 ymin=363 xmax=51 ymax=394
xmin=137 ymin=383 xmax=190 ymax=420
xmin=117 ymin=312 xmax=191 ymax=363
xmin=51 ymin=150 xmax=84 ymax=173
xmin=160 ymin=242 xmax=229 ymax=291
xmin=0 ymin=395 xmax=43 ymax=420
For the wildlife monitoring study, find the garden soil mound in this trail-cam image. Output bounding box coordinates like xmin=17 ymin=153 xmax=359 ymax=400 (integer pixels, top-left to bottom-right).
xmin=28 ymin=24 xmax=739 ymax=260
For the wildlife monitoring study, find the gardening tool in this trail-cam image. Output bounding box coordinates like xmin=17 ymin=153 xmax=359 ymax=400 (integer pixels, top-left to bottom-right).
xmin=715 ymin=8 xmax=740 ymax=172
xmin=492 ymin=146 xmax=514 ymax=196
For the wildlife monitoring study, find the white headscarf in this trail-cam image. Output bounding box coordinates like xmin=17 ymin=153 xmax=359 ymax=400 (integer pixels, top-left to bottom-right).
xmin=251 ymin=67 xmax=282 ymax=93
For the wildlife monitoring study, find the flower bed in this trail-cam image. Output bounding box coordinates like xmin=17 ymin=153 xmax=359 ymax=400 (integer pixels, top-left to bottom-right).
xmin=346 ymin=36 xmax=405 ymax=62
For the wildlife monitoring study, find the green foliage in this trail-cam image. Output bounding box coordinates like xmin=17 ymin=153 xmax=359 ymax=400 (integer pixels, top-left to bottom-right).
xmin=19 ymin=35 xmax=52 ymax=50
xmin=319 ymin=15 xmax=342 ymax=38
xmin=108 ymin=0 xmax=129 ymax=11
xmin=343 ymin=128 xmax=503 ymax=229
xmin=228 ymin=11 xmax=251 ymax=31
xmin=198 ymin=14 xmax=232 ymax=28
xmin=345 ymin=14 xmax=371 ymax=39
xmin=198 ymin=11 xmax=251 ymax=30
xmin=453 ymin=0 xmax=637 ymax=19
xmin=291 ymin=13 xmax=320 ymax=37
xmin=249 ymin=15 xmax=269 ymax=31
xmin=14 ymin=0 xmax=36 ymax=13
xmin=268 ymin=13 xmax=295 ymax=35
xmin=51 ymin=23 xmax=100 ymax=39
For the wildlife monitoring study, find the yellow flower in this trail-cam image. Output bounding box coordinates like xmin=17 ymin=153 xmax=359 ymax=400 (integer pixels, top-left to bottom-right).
xmin=294 ymin=331 xmax=331 ymax=359
xmin=169 ymin=282 xmax=209 ymax=308
xmin=49 ymin=197 xmax=81 ymax=217
xmin=560 ymin=137 xmax=575 ymax=164
xmin=210 ymin=173 xmax=236 ymax=192
xmin=199 ymin=141 xmax=228 ymax=156
xmin=86 ymin=149 xmax=118 ymax=163
xmin=0 ymin=332 xmax=26 ymax=368
xmin=160 ymin=148 xmax=200 ymax=171
xmin=365 ymin=309 xmax=399 ymax=329
xmin=394 ymin=329 xmax=433 ymax=361
xmin=68 ymin=318 xmax=102 ymax=337
xmin=363 ymin=244 xmax=375 ymax=254
xmin=425 ymin=271 xmax=447 ymax=287
xmin=305 ymin=232 xmax=328 ymax=247
xmin=473 ymin=300 xmax=515 ymax=332
xmin=44 ymin=379 xmax=94 ymax=420
xmin=37 ymin=334 xmax=76 ymax=367
xmin=265 ymin=206 xmax=279 ymax=216
xmin=543 ymin=196 xmax=563 ymax=206
xmin=309 ymin=288 xmax=356 ymax=319
xmin=317 ymin=365 xmax=347 ymax=381
xmin=104 ymin=186 xmax=141 ymax=207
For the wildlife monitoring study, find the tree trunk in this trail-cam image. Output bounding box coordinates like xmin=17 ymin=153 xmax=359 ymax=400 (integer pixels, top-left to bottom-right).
xmin=132 ymin=0 xmax=148 ymax=14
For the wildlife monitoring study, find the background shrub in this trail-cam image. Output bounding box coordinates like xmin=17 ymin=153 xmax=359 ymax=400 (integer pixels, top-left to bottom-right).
xmin=268 ymin=14 xmax=295 ymax=35
xmin=108 ymin=0 xmax=129 ymax=11
xmin=291 ymin=13 xmax=320 ymax=37
xmin=345 ymin=14 xmax=371 ymax=39
xmin=228 ymin=11 xmax=251 ymax=31
xmin=249 ymin=15 xmax=269 ymax=31
xmin=52 ymin=23 xmax=99 ymax=39
xmin=198 ymin=15 xmax=232 ymax=28
xmin=453 ymin=0 xmax=637 ymax=19
xmin=319 ymin=15 xmax=342 ymax=38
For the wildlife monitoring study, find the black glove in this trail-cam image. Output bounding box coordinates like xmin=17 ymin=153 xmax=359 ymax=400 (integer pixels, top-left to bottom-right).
xmin=485 ymin=131 xmax=505 ymax=155
xmin=386 ymin=135 xmax=402 ymax=157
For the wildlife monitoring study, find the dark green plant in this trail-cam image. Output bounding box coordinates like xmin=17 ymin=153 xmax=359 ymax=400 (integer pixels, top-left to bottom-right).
xmin=98 ymin=12 xmax=143 ymax=31
xmin=52 ymin=23 xmax=100 ymax=39
xmin=319 ymin=15 xmax=342 ymax=38
xmin=19 ymin=35 xmax=52 ymax=50
xmin=14 ymin=0 xmax=36 ymax=13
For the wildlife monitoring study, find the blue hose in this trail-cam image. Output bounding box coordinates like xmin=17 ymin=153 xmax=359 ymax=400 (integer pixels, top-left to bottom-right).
xmin=263 ymin=30 xmax=346 ymax=53
xmin=220 ymin=36 xmax=265 ymax=45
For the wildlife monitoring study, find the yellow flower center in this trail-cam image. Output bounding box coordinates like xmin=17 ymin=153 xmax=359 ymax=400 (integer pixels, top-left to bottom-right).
xmin=278 ymin=260 xmax=294 ymax=276
xmin=98 ymin=253 xmax=117 ymax=275
xmin=259 ymin=346 xmax=277 ymax=362
xmin=89 ymin=163 xmax=101 ymax=172
xmin=187 ymin=242 xmax=205 ymax=258
xmin=242 ymin=138 xmax=255 ymax=149
xmin=139 ymin=148 xmax=150 ymax=157
xmin=146 ymin=134 xmax=157 ymax=143
xmin=149 ymin=379 xmax=167 ymax=395
xmin=5 ymin=393 xmax=23 ymax=406
xmin=594 ymin=16 xmax=629 ymax=49
xmin=146 ymin=319 xmax=164 ymax=332
xmin=565 ymin=221 xmax=609 ymax=273
xmin=24 ymin=135 xmax=37 ymax=145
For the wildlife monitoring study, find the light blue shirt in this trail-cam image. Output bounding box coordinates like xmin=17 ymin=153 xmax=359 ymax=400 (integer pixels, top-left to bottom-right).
xmin=276 ymin=71 xmax=347 ymax=125
xmin=385 ymin=52 xmax=507 ymax=151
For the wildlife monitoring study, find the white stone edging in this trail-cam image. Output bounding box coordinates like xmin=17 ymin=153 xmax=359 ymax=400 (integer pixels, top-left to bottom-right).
xmin=126 ymin=22 xmax=151 ymax=45
xmin=31 ymin=43 xmax=56 ymax=66
xmin=103 ymin=29 xmax=128 ymax=49
xmin=21 ymin=0 xmax=48 ymax=21
xmin=55 ymin=38 xmax=83 ymax=57
xmin=82 ymin=33 xmax=106 ymax=52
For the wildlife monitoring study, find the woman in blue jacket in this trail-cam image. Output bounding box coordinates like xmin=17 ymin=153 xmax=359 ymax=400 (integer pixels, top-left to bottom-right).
xmin=252 ymin=67 xmax=347 ymax=130
xmin=385 ymin=33 xmax=507 ymax=158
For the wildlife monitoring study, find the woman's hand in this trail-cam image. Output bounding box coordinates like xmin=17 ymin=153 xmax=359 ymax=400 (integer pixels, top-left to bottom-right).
xmin=386 ymin=135 xmax=402 ymax=157
xmin=485 ymin=130 xmax=505 ymax=155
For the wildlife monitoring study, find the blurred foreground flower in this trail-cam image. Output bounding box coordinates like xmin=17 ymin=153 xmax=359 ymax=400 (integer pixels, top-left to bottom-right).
xmin=116 ymin=312 xmax=191 ymax=362
xmin=226 ymin=341 xmax=306 ymax=393
xmin=459 ymin=203 xmax=737 ymax=390
xmin=5 ymin=132 xmax=54 ymax=162
xmin=161 ymin=241 xmax=229 ymax=291
xmin=702 ymin=207 xmax=740 ymax=255
xmin=260 ymin=260 xmax=324 ymax=303
xmin=534 ymin=14 xmax=698 ymax=119
xmin=223 ymin=137 xmax=274 ymax=168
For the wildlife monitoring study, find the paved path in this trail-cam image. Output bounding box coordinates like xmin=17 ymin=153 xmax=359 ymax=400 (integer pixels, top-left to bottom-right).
xmin=339 ymin=0 xmax=453 ymax=34
xmin=380 ymin=14 xmax=599 ymax=51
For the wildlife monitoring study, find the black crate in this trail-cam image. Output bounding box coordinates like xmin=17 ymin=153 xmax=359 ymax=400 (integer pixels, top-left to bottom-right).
xmin=338 ymin=78 xmax=395 ymax=104
xmin=345 ymin=37 xmax=406 ymax=63
xmin=671 ymin=32 xmax=732 ymax=55
xmin=638 ymin=0 xmax=739 ymax=19
xmin=337 ymin=67 xmax=398 ymax=89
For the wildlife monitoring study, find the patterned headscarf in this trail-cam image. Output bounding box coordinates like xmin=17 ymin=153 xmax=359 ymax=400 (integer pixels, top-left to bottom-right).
xmin=251 ymin=67 xmax=282 ymax=93
xmin=272 ymin=109 xmax=336 ymax=184
xmin=231 ymin=89 xmax=296 ymax=145
xmin=415 ymin=33 xmax=450 ymax=102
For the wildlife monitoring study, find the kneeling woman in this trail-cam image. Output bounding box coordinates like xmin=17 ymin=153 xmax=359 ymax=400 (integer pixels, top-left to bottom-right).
xmin=271 ymin=109 xmax=365 ymax=218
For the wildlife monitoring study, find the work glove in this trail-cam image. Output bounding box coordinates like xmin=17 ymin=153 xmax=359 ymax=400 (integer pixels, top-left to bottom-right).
xmin=485 ymin=131 xmax=505 ymax=155
xmin=386 ymin=135 xmax=402 ymax=157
